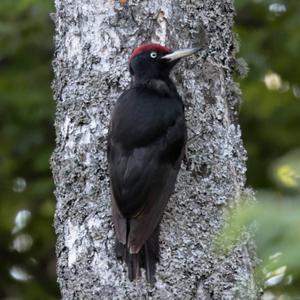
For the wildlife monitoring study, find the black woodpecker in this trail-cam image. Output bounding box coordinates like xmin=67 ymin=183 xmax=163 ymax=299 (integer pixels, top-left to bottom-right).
xmin=107 ymin=43 xmax=199 ymax=284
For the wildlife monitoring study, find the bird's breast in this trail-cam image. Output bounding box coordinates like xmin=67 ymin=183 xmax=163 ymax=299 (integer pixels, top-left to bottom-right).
xmin=111 ymin=87 xmax=184 ymax=149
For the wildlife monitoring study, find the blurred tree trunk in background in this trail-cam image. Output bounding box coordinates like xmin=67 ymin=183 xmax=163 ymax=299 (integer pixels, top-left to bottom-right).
xmin=52 ymin=0 xmax=260 ymax=299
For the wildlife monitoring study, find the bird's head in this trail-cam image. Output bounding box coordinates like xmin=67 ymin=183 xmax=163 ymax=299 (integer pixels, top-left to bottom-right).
xmin=129 ymin=43 xmax=199 ymax=82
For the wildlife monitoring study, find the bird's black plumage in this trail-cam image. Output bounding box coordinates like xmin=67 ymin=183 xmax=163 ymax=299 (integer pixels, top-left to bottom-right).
xmin=107 ymin=43 xmax=198 ymax=284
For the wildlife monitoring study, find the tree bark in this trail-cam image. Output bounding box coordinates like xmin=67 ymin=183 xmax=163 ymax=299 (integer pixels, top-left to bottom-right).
xmin=52 ymin=0 xmax=259 ymax=299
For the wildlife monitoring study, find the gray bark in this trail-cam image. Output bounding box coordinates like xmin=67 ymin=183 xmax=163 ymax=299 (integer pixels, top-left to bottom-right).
xmin=52 ymin=0 xmax=259 ymax=299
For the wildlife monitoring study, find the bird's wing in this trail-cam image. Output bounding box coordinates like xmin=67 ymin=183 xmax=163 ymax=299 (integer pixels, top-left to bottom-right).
xmin=108 ymin=120 xmax=185 ymax=253
xmin=127 ymin=157 xmax=181 ymax=254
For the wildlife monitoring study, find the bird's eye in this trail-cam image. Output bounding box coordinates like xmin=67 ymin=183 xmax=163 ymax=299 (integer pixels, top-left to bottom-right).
xmin=150 ymin=52 xmax=157 ymax=59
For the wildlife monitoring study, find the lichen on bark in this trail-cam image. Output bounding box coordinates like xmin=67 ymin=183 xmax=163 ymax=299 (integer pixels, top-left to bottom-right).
xmin=52 ymin=0 xmax=260 ymax=299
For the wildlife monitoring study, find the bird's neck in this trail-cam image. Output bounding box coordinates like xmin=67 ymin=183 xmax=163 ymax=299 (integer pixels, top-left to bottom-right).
xmin=131 ymin=76 xmax=177 ymax=96
xmin=132 ymin=74 xmax=171 ymax=87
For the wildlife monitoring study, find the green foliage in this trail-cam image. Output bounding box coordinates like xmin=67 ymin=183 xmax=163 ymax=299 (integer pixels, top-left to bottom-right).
xmin=0 ymin=0 xmax=58 ymax=298
xmin=233 ymin=1 xmax=300 ymax=297
xmin=236 ymin=0 xmax=300 ymax=189
xmin=215 ymin=146 xmax=300 ymax=298
xmin=216 ymin=192 xmax=300 ymax=297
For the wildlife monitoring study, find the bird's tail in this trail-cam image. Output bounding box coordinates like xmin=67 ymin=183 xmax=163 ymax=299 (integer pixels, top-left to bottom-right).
xmin=115 ymin=226 xmax=160 ymax=285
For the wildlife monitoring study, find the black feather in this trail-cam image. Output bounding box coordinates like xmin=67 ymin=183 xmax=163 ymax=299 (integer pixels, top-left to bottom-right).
xmin=114 ymin=226 xmax=160 ymax=286
xmin=108 ymin=47 xmax=187 ymax=283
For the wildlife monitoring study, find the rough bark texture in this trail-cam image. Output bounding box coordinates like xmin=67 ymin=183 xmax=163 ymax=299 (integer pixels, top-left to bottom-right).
xmin=52 ymin=0 xmax=259 ymax=299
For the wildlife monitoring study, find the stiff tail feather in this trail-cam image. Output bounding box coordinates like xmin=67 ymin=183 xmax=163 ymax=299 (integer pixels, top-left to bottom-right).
xmin=114 ymin=225 xmax=160 ymax=285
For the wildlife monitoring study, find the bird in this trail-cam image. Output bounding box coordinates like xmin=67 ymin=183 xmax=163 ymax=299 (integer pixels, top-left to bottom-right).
xmin=107 ymin=43 xmax=199 ymax=284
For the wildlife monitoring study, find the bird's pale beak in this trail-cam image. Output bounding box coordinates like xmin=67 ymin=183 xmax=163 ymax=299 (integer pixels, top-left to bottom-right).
xmin=162 ymin=48 xmax=200 ymax=62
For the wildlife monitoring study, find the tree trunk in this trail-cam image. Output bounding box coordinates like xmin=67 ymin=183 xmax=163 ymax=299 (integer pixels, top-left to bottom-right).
xmin=52 ymin=0 xmax=259 ymax=299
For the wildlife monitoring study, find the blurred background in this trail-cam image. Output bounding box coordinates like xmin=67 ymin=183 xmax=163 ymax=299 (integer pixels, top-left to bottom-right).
xmin=0 ymin=0 xmax=299 ymax=299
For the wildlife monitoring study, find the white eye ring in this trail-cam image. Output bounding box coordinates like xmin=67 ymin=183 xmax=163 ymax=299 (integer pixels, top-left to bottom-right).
xmin=150 ymin=52 xmax=157 ymax=59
